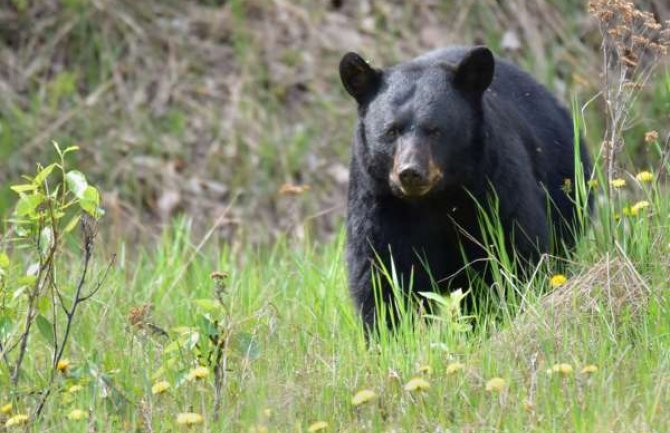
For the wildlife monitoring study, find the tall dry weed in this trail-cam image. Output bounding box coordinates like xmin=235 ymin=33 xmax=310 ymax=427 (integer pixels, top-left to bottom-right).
xmin=588 ymin=0 xmax=670 ymax=186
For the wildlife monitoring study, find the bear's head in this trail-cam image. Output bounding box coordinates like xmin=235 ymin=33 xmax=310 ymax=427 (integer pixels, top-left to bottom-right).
xmin=340 ymin=47 xmax=495 ymax=199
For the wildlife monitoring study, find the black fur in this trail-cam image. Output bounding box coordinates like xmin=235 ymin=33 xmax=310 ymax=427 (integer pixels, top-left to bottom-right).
xmin=340 ymin=46 xmax=592 ymax=330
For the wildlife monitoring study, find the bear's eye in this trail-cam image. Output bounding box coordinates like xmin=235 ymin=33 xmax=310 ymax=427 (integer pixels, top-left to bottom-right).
xmin=425 ymin=127 xmax=441 ymax=138
xmin=385 ymin=125 xmax=401 ymax=139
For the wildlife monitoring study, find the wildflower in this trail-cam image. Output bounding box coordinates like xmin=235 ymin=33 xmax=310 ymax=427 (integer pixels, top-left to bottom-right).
xmin=610 ymin=178 xmax=626 ymax=188
xmin=418 ymin=365 xmax=433 ymax=375
xmin=404 ymin=377 xmax=431 ymax=392
xmin=485 ymin=377 xmax=505 ymax=393
xmin=67 ymin=409 xmax=88 ymax=421
xmin=624 ymin=200 xmax=651 ymax=217
xmin=549 ymin=274 xmax=567 ymax=288
xmin=151 ymin=380 xmax=171 ymax=395
xmin=0 ymin=403 xmax=12 ymax=414
xmin=263 ymin=408 xmax=273 ymax=418
xmin=581 ymin=364 xmax=599 ymax=374
xmin=587 ymin=179 xmax=600 ymax=189
xmin=308 ymin=421 xmax=329 ymax=432
xmin=547 ymin=363 xmax=573 ymax=376
xmin=176 ymin=412 xmax=204 ymax=426
xmin=5 ymin=414 xmax=29 ymax=427
xmin=187 ymin=366 xmax=210 ymax=381
xmin=635 ymin=170 xmax=653 ymax=183
xmin=644 ymin=130 xmax=658 ymax=143
xmin=446 ymin=362 xmax=465 ymax=375
xmin=249 ymin=425 xmax=268 ymax=433
xmin=351 ymin=389 xmax=377 ymax=406
xmin=209 ymin=271 xmax=228 ymax=280
xmin=67 ymin=384 xmax=84 ymax=393
xmin=57 ymin=359 xmax=70 ymax=373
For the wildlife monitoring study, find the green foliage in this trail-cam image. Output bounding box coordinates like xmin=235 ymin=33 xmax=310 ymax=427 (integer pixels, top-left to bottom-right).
xmin=0 ymin=142 xmax=106 ymax=420
xmin=9 ymin=142 xmax=102 ymax=237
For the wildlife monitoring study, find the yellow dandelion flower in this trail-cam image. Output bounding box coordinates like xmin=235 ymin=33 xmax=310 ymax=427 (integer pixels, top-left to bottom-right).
xmin=5 ymin=414 xmax=29 ymax=427
xmin=581 ymin=364 xmax=598 ymax=374
xmin=485 ymin=377 xmax=505 ymax=393
xmin=67 ymin=409 xmax=87 ymax=421
xmin=404 ymin=377 xmax=431 ymax=392
xmin=418 ymin=365 xmax=433 ymax=375
xmin=623 ymin=201 xmax=650 ymax=217
xmin=151 ymin=380 xmax=171 ymax=395
xmin=632 ymin=200 xmax=650 ymax=213
xmin=67 ymin=384 xmax=84 ymax=393
xmin=56 ymin=359 xmax=70 ymax=373
xmin=446 ymin=362 xmax=465 ymax=375
xmin=1 ymin=403 xmax=12 ymax=414
xmin=635 ymin=170 xmax=653 ymax=183
xmin=249 ymin=425 xmax=268 ymax=433
xmin=549 ymin=274 xmax=567 ymax=288
xmin=187 ymin=366 xmax=210 ymax=381
xmin=351 ymin=389 xmax=377 ymax=406
xmin=176 ymin=412 xmax=204 ymax=426
xmin=610 ymin=178 xmax=626 ymax=188
xmin=547 ymin=363 xmax=573 ymax=376
xmin=308 ymin=421 xmax=329 ymax=432
xmin=587 ymin=179 xmax=599 ymax=189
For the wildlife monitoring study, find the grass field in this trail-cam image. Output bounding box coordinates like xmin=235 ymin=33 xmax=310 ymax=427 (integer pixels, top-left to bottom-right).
xmin=1 ymin=160 xmax=669 ymax=431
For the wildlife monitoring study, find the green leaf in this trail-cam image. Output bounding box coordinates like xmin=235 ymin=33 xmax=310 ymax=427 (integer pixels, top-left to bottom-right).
xmin=38 ymin=295 xmax=52 ymax=316
xmin=39 ymin=227 xmax=54 ymax=257
xmin=198 ymin=315 xmax=219 ymax=338
xmin=164 ymin=330 xmax=200 ymax=354
xmin=0 ymin=316 xmax=13 ymax=340
xmin=193 ymin=299 xmax=224 ymax=315
xmin=33 ymin=163 xmax=58 ymax=186
xmin=14 ymin=225 xmax=29 ymax=237
xmin=15 ymin=193 xmax=44 ymax=217
xmin=36 ymin=314 xmax=55 ymax=347
xmin=10 ymin=184 xmax=37 ymax=193
xmin=63 ymin=145 xmax=80 ymax=155
xmin=0 ymin=252 xmax=9 ymax=269
xmin=418 ymin=291 xmax=449 ymax=306
xmin=79 ymin=186 xmax=102 ymax=218
xmin=64 ymin=215 xmax=81 ymax=233
xmin=65 ymin=170 xmax=88 ymax=199
xmin=17 ymin=275 xmax=37 ymax=287
xmin=52 ymin=140 xmax=62 ymax=157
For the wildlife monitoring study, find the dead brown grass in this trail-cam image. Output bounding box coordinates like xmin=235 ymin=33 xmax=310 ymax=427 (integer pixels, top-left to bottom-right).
xmin=491 ymin=251 xmax=654 ymax=361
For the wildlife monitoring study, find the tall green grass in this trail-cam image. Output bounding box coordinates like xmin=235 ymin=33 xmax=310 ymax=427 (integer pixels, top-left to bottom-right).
xmin=1 ymin=165 xmax=669 ymax=431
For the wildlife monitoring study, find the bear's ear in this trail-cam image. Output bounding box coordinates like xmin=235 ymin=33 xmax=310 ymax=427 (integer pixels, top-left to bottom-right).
xmin=339 ymin=52 xmax=381 ymax=104
xmin=453 ymin=46 xmax=494 ymax=94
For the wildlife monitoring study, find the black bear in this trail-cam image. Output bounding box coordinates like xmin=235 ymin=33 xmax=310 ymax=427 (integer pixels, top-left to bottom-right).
xmin=339 ymin=46 xmax=591 ymax=330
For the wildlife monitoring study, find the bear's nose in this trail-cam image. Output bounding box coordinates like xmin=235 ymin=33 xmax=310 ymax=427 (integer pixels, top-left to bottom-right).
xmin=398 ymin=165 xmax=427 ymax=188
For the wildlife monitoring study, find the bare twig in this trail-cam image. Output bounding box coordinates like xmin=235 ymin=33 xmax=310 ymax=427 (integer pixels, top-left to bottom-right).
xmin=34 ymin=216 xmax=115 ymax=418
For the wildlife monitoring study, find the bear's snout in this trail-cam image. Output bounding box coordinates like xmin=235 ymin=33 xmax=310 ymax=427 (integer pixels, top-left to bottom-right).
xmin=398 ymin=165 xmax=427 ymax=188
xmin=390 ymin=140 xmax=443 ymax=198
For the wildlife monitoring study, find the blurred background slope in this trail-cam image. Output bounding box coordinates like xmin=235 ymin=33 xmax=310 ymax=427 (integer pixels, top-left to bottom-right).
xmin=1 ymin=0 xmax=668 ymax=245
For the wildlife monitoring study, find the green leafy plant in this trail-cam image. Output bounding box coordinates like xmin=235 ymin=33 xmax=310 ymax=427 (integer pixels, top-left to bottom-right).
xmin=0 ymin=141 xmax=110 ymax=418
